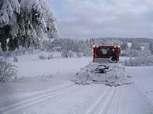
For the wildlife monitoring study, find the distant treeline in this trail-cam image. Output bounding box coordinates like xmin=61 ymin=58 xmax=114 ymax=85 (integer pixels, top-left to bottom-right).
xmin=47 ymin=38 xmax=153 ymax=57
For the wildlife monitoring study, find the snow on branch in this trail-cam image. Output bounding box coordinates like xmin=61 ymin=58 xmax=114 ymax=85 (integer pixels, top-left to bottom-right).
xmin=0 ymin=0 xmax=57 ymax=51
xmin=0 ymin=0 xmax=20 ymax=26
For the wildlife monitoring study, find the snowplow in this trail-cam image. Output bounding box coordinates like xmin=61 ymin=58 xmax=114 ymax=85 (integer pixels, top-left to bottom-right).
xmin=92 ymin=44 xmax=121 ymax=63
xmin=73 ymin=43 xmax=131 ymax=87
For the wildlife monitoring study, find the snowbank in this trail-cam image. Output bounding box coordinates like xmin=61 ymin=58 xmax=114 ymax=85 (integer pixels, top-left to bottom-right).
xmin=73 ymin=63 xmax=132 ymax=87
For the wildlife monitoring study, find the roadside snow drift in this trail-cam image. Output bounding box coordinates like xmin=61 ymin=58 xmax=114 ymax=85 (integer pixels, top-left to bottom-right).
xmin=73 ymin=63 xmax=132 ymax=87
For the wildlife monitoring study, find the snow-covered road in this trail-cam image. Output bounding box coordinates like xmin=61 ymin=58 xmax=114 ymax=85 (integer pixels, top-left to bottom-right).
xmin=0 ymin=57 xmax=153 ymax=114
xmin=1 ymin=83 xmax=153 ymax=114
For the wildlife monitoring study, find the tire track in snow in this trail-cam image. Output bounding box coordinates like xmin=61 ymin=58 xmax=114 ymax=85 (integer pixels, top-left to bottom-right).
xmin=104 ymin=86 xmax=123 ymax=114
xmin=0 ymin=83 xmax=78 ymax=113
xmin=117 ymin=86 xmax=127 ymax=114
xmin=101 ymin=84 xmax=153 ymax=114
xmin=97 ymin=87 xmax=116 ymax=114
xmin=85 ymin=86 xmax=111 ymax=114
xmin=85 ymin=86 xmax=116 ymax=114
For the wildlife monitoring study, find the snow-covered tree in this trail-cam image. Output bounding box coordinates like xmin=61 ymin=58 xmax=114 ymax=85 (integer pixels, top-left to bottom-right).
xmin=0 ymin=0 xmax=20 ymax=51
xmin=0 ymin=0 xmax=57 ymax=51
xmin=0 ymin=0 xmax=20 ymax=26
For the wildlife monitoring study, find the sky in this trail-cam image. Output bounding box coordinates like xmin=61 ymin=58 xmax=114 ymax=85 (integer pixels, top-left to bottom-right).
xmin=49 ymin=0 xmax=153 ymax=39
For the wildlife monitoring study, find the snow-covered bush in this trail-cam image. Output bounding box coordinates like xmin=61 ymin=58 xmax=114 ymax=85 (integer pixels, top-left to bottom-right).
xmin=0 ymin=60 xmax=17 ymax=82
xmin=13 ymin=56 xmax=18 ymax=62
xmin=122 ymin=49 xmax=140 ymax=57
xmin=38 ymin=52 xmax=53 ymax=60
xmin=61 ymin=50 xmax=73 ymax=58
xmin=39 ymin=55 xmax=46 ymax=60
xmin=47 ymin=55 xmax=53 ymax=59
xmin=124 ymin=56 xmax=153 ymax=66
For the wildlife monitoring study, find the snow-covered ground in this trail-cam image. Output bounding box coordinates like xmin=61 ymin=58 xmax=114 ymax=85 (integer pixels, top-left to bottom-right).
xmin=127 ymin=66 xmax=153 ymax=105
xmin=16 ymin=56 xmax=91 ymax=79
xmin=0 ymin=55 xmax=153 ymax=114
xmin=4 ymin=51 xmax=91 ymax=80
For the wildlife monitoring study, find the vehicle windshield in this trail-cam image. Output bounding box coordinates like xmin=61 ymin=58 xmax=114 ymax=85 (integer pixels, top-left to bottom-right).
xmin=101 ymin=48 xmax=108 ymax=55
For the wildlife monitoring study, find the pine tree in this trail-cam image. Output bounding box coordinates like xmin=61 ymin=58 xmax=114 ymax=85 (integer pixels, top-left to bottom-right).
xmin=0 ymin=0 xmax=57 ymax=51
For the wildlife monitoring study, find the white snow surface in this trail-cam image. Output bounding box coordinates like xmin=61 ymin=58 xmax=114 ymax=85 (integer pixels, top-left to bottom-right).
xmin=15 ymin=56 xmax=90 ymax=80
xmin=0 ymin=54 xmax=153 ymax=114
xmin=127 ymin=66 xmax=153 ymax=105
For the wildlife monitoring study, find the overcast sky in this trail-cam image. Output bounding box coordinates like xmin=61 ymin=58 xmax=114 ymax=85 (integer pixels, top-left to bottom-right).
xmin=49 ymin=0 xmax=153 ymax=39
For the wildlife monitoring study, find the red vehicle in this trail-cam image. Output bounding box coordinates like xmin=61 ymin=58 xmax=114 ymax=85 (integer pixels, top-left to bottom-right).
xmin=92 ymin=44 xmax=121 ymax=63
